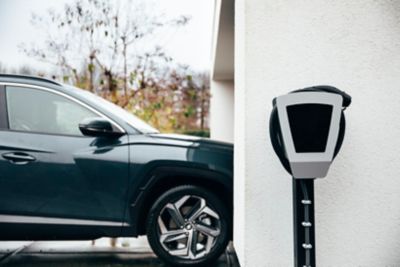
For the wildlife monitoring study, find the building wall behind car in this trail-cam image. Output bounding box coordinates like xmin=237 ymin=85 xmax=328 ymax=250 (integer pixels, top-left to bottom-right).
xmin=235 ymin=0 xmax=400 ymax=266
xmin=210 ymin=80 xmax=234 ymax=142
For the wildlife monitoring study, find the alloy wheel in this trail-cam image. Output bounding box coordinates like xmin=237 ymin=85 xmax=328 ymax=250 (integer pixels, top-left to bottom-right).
xmin=157 ymin=195 xmax=221 ymax=260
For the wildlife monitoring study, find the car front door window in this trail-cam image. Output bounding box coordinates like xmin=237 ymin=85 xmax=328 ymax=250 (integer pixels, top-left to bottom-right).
xmin=6 ymin=86 xmax=97 ymax=136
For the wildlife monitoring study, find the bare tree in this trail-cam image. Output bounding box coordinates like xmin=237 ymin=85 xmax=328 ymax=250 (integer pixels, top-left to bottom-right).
xmin=19 ymin=0 xmax=210 ymax=135
xmin=20 ymin=0 xmax=189 ymax=95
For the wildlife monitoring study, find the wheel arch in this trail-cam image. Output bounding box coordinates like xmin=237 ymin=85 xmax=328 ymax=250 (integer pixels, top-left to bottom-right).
xmin=128 ymin=164 xmax=233 ymax=237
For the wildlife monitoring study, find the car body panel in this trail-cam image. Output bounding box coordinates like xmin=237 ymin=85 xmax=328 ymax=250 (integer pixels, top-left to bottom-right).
xmin=0 ymin=75 xmax=233 ymax=240
xmin=0 ymin=131 xmax=130 ymax=239
xmin=123 ymin=134 xmax=233 ymax=236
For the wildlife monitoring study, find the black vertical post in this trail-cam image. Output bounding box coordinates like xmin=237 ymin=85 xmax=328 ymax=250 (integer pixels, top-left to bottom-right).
xmin=293 ymin=178 xmax=316 ymax=267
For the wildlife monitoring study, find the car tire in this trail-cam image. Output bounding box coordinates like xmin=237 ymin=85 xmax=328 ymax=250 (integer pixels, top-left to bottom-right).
xmin=146 ymin=185 xmax=231 ymax=266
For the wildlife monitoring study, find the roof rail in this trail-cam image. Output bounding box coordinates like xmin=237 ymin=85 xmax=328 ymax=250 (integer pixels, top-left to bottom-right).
xmin=0 ymin=74 xmax=61 ymax=86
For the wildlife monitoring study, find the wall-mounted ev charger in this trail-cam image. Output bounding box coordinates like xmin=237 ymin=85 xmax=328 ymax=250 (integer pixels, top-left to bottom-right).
xmin=269 ymin=85 xmax=351 ymax=267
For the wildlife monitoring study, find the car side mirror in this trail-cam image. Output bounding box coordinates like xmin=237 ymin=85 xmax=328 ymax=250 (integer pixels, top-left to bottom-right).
xmin=79 ymin=118 xmax=124 ymax=138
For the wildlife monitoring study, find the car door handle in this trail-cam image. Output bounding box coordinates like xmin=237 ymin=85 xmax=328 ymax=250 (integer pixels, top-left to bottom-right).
xmin=2 ymin=152 xmax=36 ymax=164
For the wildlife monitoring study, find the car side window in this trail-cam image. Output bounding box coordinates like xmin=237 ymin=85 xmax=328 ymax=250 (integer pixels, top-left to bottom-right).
xmin=6 ymin=86 xmax=97 ymax=136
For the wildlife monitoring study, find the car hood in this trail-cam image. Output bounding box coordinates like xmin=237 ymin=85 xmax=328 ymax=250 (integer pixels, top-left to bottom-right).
xmin=147 ymin=133 xmax=233 ymax=151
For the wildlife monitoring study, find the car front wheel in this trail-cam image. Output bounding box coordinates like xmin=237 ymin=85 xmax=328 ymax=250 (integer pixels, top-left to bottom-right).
xmin=146 ymin=185 xmax=231 ymax=266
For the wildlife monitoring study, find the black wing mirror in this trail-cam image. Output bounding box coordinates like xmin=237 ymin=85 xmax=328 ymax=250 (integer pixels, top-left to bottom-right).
xmin=79 ymin=118 xmax=124 ymax=138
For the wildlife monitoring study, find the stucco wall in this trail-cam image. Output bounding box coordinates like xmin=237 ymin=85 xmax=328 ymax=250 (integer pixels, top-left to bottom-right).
xmin=235 ymin=0 xmax=400 ymax=266
xmin=210 ymin=80 xmax=234 ymax=142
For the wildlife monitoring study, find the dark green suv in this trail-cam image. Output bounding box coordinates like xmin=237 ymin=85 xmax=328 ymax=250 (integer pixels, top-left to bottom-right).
xmin=0 ymin=75 xmax=233 ymax=266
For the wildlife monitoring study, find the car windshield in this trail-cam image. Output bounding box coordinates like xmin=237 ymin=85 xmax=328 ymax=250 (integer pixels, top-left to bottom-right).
xmin=66 ymin=85 xmax=159 ymax=134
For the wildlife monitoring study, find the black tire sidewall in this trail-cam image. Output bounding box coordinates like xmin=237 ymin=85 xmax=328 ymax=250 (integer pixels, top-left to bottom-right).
xmin=146 ymin=185 xmax=231 ymax=267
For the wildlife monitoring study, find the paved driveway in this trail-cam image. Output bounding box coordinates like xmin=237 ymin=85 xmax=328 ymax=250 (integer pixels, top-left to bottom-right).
xmin=0 ymin=241 xmax=239 ymax=267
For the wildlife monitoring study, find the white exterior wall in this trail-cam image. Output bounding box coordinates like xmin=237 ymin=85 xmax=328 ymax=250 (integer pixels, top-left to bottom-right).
xmin=235 ymin=0 xmax=400 ymax=266
xmin=210 ymin=0 xmax=234 ymax=143
xmin=210 ymin=80 xmax=234 ymax=142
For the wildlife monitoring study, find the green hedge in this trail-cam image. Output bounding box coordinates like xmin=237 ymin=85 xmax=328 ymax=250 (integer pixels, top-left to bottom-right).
xmin=182 ymin=130 xmax=210 ymax=138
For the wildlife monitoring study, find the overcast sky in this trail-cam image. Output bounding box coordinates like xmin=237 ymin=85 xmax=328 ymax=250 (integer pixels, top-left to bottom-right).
xmin=0 ymin=0 xmax=214 ymax=72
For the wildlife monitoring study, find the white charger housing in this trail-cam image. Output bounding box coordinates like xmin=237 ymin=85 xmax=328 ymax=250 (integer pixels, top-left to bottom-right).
xmin=275 ymin=92 xmax=343 ymax=179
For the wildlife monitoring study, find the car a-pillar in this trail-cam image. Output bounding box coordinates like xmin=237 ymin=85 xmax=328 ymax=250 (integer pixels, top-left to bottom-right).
xmin=269 ymin=85 xmax=351 ymax=267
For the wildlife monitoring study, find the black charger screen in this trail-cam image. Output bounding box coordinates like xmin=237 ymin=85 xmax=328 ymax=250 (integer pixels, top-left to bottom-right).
xmin=287 ymin=104 xmax=333 ymax=153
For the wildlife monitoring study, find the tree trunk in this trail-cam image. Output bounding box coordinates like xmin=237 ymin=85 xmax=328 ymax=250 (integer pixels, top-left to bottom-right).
xmin=88 ymin=55 xmax=94 ymax=92
xmin=104 ymin=69 xmax=117 ymax=102
xmin=200 ymin=86 xmax=206 ymax=131
xmin=123 ymin=41 xmax=128 ymax=99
